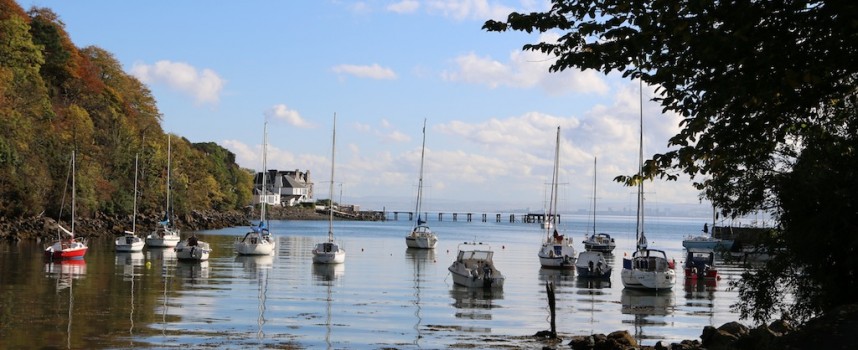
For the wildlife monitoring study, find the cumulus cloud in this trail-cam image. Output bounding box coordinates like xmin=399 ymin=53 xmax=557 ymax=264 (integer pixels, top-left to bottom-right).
xmin=425 ymin=0 xmax=515 ymax=21
xmin=353 ymin=119 xmax=411 ymax=143
xmin=131 ymin=60 xmax=225 ymax=105
xmin=442 ymin=33 xmax=609 ymax=95
xmin=265 ymin=104 xmax=313 ymax=128
xmin=387 ymin=0 xmax=420 ymax=13
xmin=332 ymin=64 xmax=397 ymax=80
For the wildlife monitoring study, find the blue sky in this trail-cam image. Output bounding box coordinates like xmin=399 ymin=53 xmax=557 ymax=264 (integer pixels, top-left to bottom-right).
xmin=19 ymin=0 xmax=712 ymax=214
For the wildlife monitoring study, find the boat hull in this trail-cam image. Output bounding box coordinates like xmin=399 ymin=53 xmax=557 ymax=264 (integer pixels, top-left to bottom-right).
xmin=537 ymin=240 xmax=576 ymax=269
xmin=235 ymin=232 xmax=276 ymax=255
xmin=681 ymin=237 xmax=733 ymax=251
xmin=405 ymin=234 xmax=437 ymax=249
xmin=146 ymin=232 xmax=180 ymax=248
xmin=575 ymin=251 xmax=612 ymax=278
xmin=448 ymin=263 xmax=505 ymax=288
xmin=175 ymin=241 xmax=211 ymax=261
xmin=44 ymin=240 xmax=88 ymax=260
xmin=115 ymin=234 xmax=145 ymax=252
xmin=312 ymin=242 xmax=345 ymax=264
xmin=582 ymin=234 xmax=616 ymax=253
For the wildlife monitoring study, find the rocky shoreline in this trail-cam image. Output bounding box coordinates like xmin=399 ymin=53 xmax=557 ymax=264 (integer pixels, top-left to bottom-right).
xmin=0 ymin=205 xmax=332 ymax=241
xmin=544 ymin=303 xmax=856 ymax=350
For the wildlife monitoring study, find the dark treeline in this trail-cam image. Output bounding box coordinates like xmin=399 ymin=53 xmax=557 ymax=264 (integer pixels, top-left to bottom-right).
xmin=0 ymin=0 xmax=253 ymax=225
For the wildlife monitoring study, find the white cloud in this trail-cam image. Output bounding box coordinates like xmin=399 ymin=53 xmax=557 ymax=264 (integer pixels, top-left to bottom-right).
xmin=331 ymin=63 xmax=397 ymax=80
xmin=131 ymin=60 xmax=225 ymax=105
xmin=425 ymin=0 xmax=515 ymax=21
xmin=353 ymin=119 xmax=411 ymax=143
xmin=442 ymin=33 xmax=609 ymax=95
xmin=387 ymin=0 xmax=420 ymax=14
xmin=265 ymin=104 xmax=313 ymax=128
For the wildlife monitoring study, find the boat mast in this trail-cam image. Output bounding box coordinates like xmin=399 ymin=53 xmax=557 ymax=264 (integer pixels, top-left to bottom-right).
xmin=261 ymin=120 xmax=268 ymax=224
xmin=133 ymin=153 xmax=138 ymax=233
xmin=592 ymin=157 xmax=597 ymax=236
xmin=414 ymin=119 xmax=427 ymax=227
xmin=166 ymin=134 xmax=172 ymax=226
xmin=546 ymin=127 xmax=560 ymax=240
xmin=71 ymin=150 xmax=75 ymax=236
xmin=636 ymin=78 xmax=645 ymax=251
xmin=328 ymin=113 xmax=336 ymax=242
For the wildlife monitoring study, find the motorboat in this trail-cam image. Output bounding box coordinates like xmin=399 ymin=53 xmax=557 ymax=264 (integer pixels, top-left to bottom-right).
xmin=682 ymin=234 xmax=733 ymax=251
xmin=575 ymin=251 xmax=612 ymax=278
xmin=684 ymin=248 xmax=718 ymax=280
xmin=448 ymin=242 xmax=505 ymax=289
xmin=175 ymin=235 xmax=211 ymax=261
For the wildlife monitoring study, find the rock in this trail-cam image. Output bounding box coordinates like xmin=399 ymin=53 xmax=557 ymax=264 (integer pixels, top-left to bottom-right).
xmin=768 ymin=318 xmax=794 ymax=336
xmin=702 ymin=328 xmax=740 ymax=350
xmin=606 ymin=330 xmax=637 ymax=348
xmin=568 ymin=335 xmax=595 ymax=350
xmin=718 ymin=321 xmax=750 ymax=337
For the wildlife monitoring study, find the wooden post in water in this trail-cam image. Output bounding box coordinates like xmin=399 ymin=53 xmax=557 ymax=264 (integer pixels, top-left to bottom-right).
xmin=547 ymin=281 xmax=557 ymax=338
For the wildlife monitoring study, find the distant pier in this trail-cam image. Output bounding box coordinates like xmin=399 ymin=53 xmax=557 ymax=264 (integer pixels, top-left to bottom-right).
xmin=383 ymin=210 xmax=559 ymax=223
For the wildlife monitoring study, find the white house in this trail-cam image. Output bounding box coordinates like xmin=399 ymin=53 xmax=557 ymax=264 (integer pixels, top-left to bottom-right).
xmin=253 ymin=169 xmax=313 ymax=207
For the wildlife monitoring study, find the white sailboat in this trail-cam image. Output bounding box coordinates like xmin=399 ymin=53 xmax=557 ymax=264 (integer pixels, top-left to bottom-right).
xmin=537 ymin=127 xmax=576 ymax=269
xmin=582 ymin=157 xmax=616 ymax=253
xmin=405 ymin=119 xmax=438 ymax=249
xmin=146 ymin=135 xmax=180 ymax=248
xmin=45 ymin=151 xmax=88 ymax=260
xmin=116 ymin=153 xmax=144 ymax=252
xmin=312 ymin=113 xmax=345 ymax=264
xmin=235 ymin=121 xmax=276 ymax=256
xmin=620 ymin=81 xmax=676 ymax=290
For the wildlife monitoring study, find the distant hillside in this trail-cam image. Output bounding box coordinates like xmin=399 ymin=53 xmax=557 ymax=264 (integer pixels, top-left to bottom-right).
xmin=0 ymin=0 xmax=253 ymax=221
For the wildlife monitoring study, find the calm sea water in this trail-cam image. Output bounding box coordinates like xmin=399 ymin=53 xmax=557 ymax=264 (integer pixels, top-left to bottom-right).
xmin=0 ymin=215 xmax=746 ymax=349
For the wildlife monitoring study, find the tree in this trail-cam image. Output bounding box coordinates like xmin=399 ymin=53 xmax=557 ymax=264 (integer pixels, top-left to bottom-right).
xmin=484 ymin=0 xmax=858 ymax=323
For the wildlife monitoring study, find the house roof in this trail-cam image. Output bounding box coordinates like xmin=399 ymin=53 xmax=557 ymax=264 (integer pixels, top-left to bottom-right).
xmin=281 ymin=174 xmax=306 ymax=189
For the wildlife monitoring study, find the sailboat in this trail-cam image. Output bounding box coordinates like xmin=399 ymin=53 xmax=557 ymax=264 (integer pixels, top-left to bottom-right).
xmin=582 ymin=157 xmax=616 ymax=253
xmin=116 ymin=153 xmax=145 ymax=252
xmin=620 ymin=81 xmax=677 ymax=291
xmin=537 ymin=127 xmax=576 ymax=269
xmin=235 ymin=121 xmax=276 ymax=255
xmin=312 ymin=113 xmax=346 ymax=264
xmin=146 ymin=135 xmax=181 ymax=248
xmin=405 ymin=119 xmax=438 ymax=249
xmin=45 ymin=151 xmax=88 ymax=260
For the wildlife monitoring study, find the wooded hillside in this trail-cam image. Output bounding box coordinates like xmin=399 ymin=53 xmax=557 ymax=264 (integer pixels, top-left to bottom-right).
xmin=0 ymin=0 xmax=253 ymax=221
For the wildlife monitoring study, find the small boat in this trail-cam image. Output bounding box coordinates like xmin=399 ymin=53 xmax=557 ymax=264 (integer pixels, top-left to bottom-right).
xmin=684 ymin=248 xmax=717 ymax=280
xmin=175 ymin=234 xmax=211 ymax=261
xmin=583 ymin=233 xmax=617 ymax=253
xmin=45 ymin=151 xmax=88 ymax=260
xmin=116 ymin=154 xmax=144 ymax=252
xmin=575 ymin=251 xmax=612 ymax=278
xmin=236 ymin=121 xmax=276 ymax=256
xmin=312 ymin=113 xmax=345 ymax=264
xmin=448 ymin=242 xmax=505 ymax=289
xmin=683 ymin=208 xmax=734 ymax=251
xmin=146 ymin=135 xmax=180 ymax=248
xmin=582 ymin=158 xmax=616 ymax=253
xmin=682 ymin=235 xmax=733 ymax=251
xmin=620 ymin=84 xmax=676 ymax=291
xmin=537 ymin=127 xmax=576 ymax=269
xmin=405 ymin=119 xmax=438 ymax=249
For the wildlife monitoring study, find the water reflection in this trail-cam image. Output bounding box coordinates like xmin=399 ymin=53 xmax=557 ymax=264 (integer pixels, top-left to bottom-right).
xmin=44 ymin=260 xmax=86 ymax=349
xmin=449 ymin=285 xmax=503 ymax=321
xmin=175 ymin=260 xmax=210 ymax=281
xmin=115 ymin=252 xmax=144 ymax=347
xmin=407 ymin=248 xmax=436 ymax=348
xmin=312 ymin=263 xmax=344 ymax=350
xmin=621 ymin=288 xmax=675 ymax=344
xmin=235 ymin=255 xmax=273 ymax=340
xmin=538 ymin=268 xmax=575 ymax=285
